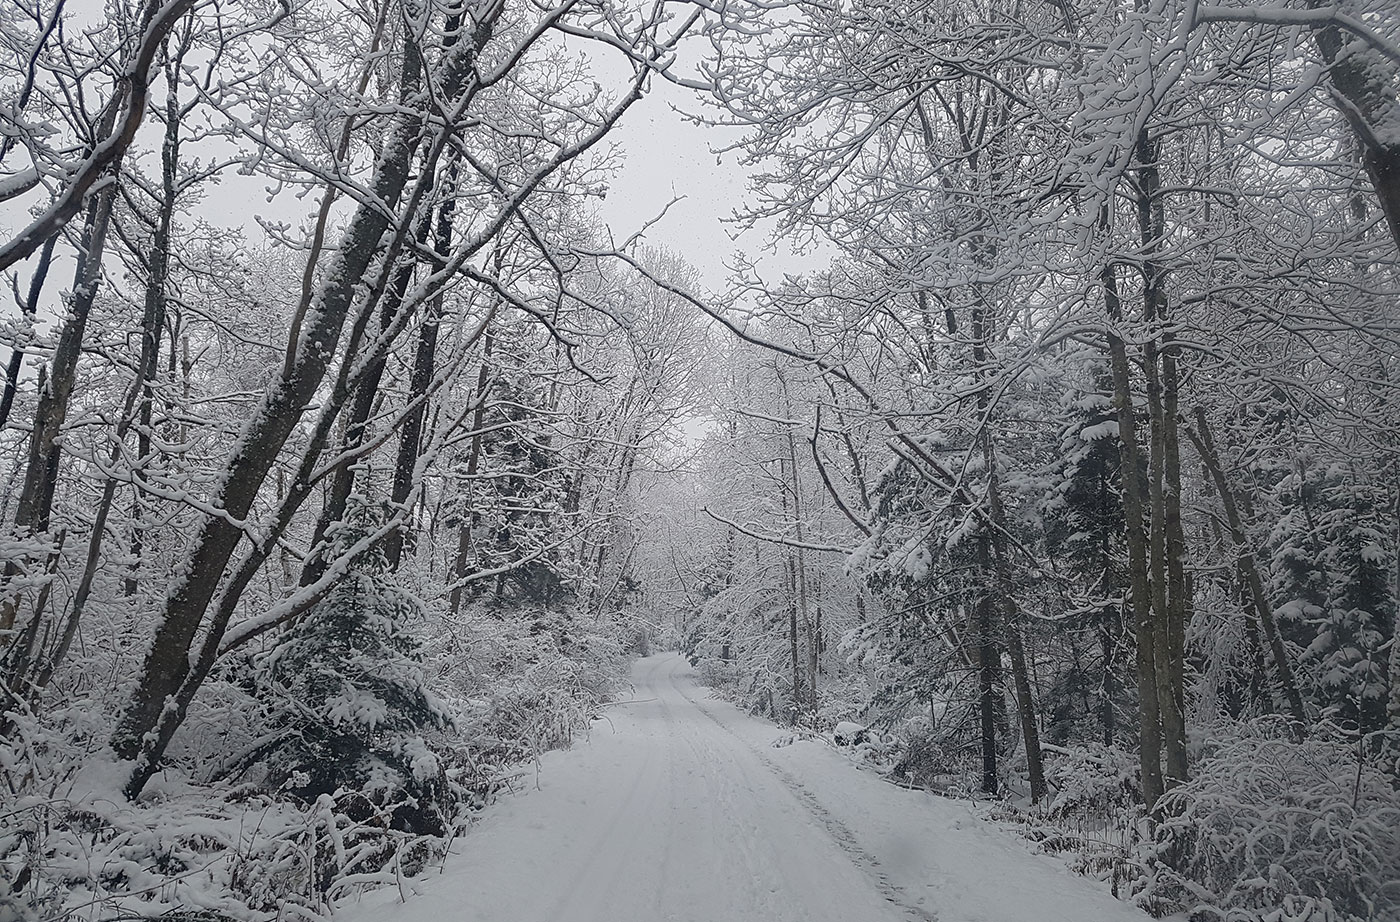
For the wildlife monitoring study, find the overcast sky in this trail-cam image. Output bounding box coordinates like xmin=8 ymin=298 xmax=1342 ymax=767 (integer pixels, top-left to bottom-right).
xmin=595 ymin=70 xmax=832 ymax=294
xmin=0 ymin=7 xmax=830 ymax=323
xmin=594 ymin=75 xmax=751 ymax=291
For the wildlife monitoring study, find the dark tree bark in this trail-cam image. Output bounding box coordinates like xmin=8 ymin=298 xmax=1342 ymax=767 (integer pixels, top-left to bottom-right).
xmin=385 ymin=163 xmax=459 ymax=570
xmin=126 ymin=46 xmax=189 ymax=597
xmin=1159 ymin=330 xmax=1191 ymax=785
xmin=0 ymin=235 xmax=56 ymax=432
xmin=985 ymin=463 xmax=1047 ymax=803
xmin=973 ymin=549 xmax=999 ymax=797
xmin=968 ymin=265 xmax=1045 ymax=802
xmin=1185 ymin=408 xmax=1309 ymax=735
xmin=15 ymin=184 xmax=115 ymax=537
xmin=0 ymin=140 xmax=120 ymax=639
xmin=111 ymin=33 xmax=439 ymax=774
xmin=1304 ymin=2 xmax=1400 ymax=251
xmin=299 ymin=204 xmax=434 ymax=588
xmin=777 ymin=368 xmax=817 ymax=712
xmin=787 ymin=552 xmax=802 ymax=720
xmin=1101 ymin=257 xmax=1164 ymax=810
xmin=1096 ymin=440 xmax=1120 ymax=748
xmin=1135 ymin=130 xmax=1189 ymax=792
xmin=449 ymin=332 xmax=494 ymax=616
xmin=777 ymin=453 xmax=804 ymax=720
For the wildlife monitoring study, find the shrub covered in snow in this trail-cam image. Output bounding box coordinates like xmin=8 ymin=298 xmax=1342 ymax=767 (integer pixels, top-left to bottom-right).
xmin=1135 ymin=726 xmax=1400 ymax=922
xmin=1042 ymin=744 xmax=1141 ymax=822
xmin=425 ymin=604 xmax=627 ymax=774
xmin=0 ymin=757 xmax=446 ymax=921
xmin=1 ymin=546 xmax=631 ymax=920
xmin=992 ymin=744 xmax=1145 ymax=899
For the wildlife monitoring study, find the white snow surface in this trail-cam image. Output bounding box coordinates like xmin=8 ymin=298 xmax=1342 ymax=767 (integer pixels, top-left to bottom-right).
xmin=338 ymin=654 xmax=1151 ymax=922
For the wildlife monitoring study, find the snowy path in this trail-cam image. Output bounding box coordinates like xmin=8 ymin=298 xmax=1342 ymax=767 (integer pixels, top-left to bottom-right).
xmin=340 ymin=654 xmax=1151 ymax=922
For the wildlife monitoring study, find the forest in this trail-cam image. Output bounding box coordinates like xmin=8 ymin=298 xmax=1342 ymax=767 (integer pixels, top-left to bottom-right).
xmin=0 ymin=0 xmax=1397 ymax=919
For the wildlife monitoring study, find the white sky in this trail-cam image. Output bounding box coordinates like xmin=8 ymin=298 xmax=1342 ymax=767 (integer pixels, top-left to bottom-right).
xmin=0 ymin=5 xmax=831 ymax=322
xmin=595 ymin=89 xmax=750 ymax=290
xmin=594 ymin=68 xmax=832 ymax=294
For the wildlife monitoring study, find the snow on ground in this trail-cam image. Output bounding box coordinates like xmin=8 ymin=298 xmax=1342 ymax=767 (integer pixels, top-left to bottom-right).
xmin=337 ymin=653 xmax=1151 ymax=922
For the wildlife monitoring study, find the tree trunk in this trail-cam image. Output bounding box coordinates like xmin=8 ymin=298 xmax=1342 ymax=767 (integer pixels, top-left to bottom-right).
xmin=1 ymin=147 xmax=119 ymax=636
xmin=778 ymin=370 xmax=817 ymax=712
xmin=966 ymin=256 xmax=1044 ymax=800
xmin=111 ymin=35 xmax=435 ymax=771
xmin=450 ymin=332 xmax=494 ymax=616
xmin=1306 ymin=2 xmax=1400 ymax=250
xmin=1001 ymin=599 xmax=1046 ymax=803
xmin=36 ymin=363 xmax=149 ymax=691
xmin=1391 ymin=469 xmax=1400 ymax=734
xmin=1098 ymin=453 xmax=1119 ymax=748
xmin=15 ymin=190 xmax=116 ymax=536
xmin=127 ymin=67 xmax=184 ymax=597
xmin=384 ymin=166 xmax=457 ymax=570
xmin=777 ymin=450 xmax=804 ymax=721
xmin=1101 ymin=257 xmax=1164 ymax=809
xmin=1160 ymin=334 xmax=1191 ymax=785
xmin=787 ymin=551 xmax=802 ymax=722
xmin=1185 ymin=408 xmax=1309 ymax=735
xmin=1135 ymin=129 xmax=1189 ymax=791
xmin=984 ymin=440 xmax=1047 ymax=803
xmin=1100 ymin=602 xmax=1118 ymax=748
xmin=0 ymin=234 xmax=56 ymax=432
xmin=299 ymin=204 xmax=433 ymax=587
xmin=974 ymin=554 xmax=999 ymax=796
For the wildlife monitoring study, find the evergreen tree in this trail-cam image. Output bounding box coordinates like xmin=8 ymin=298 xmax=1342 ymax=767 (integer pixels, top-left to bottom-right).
xmin=460 ymin=363 xmax=573 ymax=609
xmin=257 ymin=504 xmax=453 ymax=834
xmin=1309 ymin=478 xmax=1394 ymax=733
xmin=1040 ymin=363 xmax=1130 ymax=747
xmin=1271 ymin=463 xmax=1395 ymax=733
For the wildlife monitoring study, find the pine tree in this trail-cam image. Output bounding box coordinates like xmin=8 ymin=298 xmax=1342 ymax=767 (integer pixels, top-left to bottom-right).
xmin=258 ymin=504 xmax=453 ymax=834
xmin=1308 ymin=478 xmax=1394 ymax=734
xmin=1271 ymin=462 xmax=1395 ymax=734
xmin=1041 ymin=363 xmax=1129 ymax=747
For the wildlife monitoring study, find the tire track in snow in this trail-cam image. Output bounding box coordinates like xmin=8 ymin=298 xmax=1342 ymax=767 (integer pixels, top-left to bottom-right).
xmin=675 ymin=698 xmax=806 ymax=920
xmin=666 ymin=664 xmax=940 ymax=922
xmin=537 ymin=664 xmax=668 ymax=922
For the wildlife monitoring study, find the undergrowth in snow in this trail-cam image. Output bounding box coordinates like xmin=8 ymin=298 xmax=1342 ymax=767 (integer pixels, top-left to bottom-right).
xmin=977 ymin=728 xmax=1399 ymax=922
xmin=0 ymin=603 xmax=629 ymax=922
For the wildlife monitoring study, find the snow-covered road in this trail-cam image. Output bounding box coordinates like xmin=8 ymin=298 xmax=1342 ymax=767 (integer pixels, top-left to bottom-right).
xmin=340 ymin=653 xmax=1151 ymax=922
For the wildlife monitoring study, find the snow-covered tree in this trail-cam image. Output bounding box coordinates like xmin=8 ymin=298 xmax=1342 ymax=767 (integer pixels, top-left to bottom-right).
xmin=257 ymin=505 xmax=452 ymax=834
